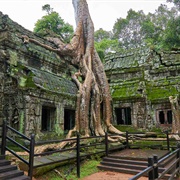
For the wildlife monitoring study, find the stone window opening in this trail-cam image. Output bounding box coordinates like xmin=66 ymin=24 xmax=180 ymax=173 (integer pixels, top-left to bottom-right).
xmin=115 ymin=107 xmax=132 ymax=125
xmin=64 ymin=109 xmax=75 ymax=133
xmin=158 ymin=109 xmax=172 ymax=125
xmin=41 ymin=106 xmax=56 ymax=131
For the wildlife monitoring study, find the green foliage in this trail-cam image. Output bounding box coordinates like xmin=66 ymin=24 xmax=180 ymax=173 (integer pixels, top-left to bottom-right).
xmin=95 ymin=38 xmax=118 ymax=61
xmin=113 ymin=9 xmax=146 ymax=49
xmin=111 ymin=3 xmax=179 ymax=50
xmin=34 ymin=4 xmax=74 ymax=43
xmin=54 ymin=123 xmax=64 ymax=136
xmin=95 ymin=28 xmax=112 ymax=42
xmin=42 ymin=4 xmax=53 ymax=14
xmin=94 ymin=28 xmax=119 ymax=61
xmin=33 ymin=2 xmax=178 ymax=54
xmin=159 ymin=16 xmax=180 ymax=49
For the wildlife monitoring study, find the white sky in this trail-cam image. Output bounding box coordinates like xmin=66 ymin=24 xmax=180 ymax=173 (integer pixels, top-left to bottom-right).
xmin=0 ymin=0 xmax=169 ymax=31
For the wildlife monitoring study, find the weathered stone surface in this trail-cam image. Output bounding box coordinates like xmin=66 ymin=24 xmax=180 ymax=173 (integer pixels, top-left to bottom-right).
xmin=105 ymin=47 xmax=180 ymax=130
xmin=0 ymin=11 xmax=179 ymax=136
xmin=0 ymin=12 xmax=77 ymax=137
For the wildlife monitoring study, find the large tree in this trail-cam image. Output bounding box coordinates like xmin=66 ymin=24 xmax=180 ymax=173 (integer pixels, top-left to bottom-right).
xmin=23 ymin=0 xmax=123 ymax=148
xmin=113 ymin=9 xmax=146 ymax=49
xmin=34 ymin=4 xmax=74 ymax=43
xmin=94 ymin=28 xmax=118 ymax=61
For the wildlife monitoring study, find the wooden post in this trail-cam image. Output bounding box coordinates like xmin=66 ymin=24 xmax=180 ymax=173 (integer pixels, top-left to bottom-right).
xmin=166 ymin=131 xmax=170 ymax=151
xmin=176 ymin=143 xmax=180 ymax=170
xmin=148 ymin=157 xmax=154 ymax=180
xmin=1 ymin=121 xmax=7 ymax=155
xmin=153 ymin=155 xmax=158 ymax=179
xmin=105 ymin=132 xmax=108 ymax=156
xmin=76 ymin=132 xmax=80 ymax=178
xmin=28 ymin=134 xmax=35 ymax=180
xmin=126 ymin=131 xmax=129 ymax=149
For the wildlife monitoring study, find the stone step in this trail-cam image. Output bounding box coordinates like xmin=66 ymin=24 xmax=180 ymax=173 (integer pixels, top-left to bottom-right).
xmin=103 ymin=156 xmax=147 ymax=166
xmin=101 ymin=161 xmax=147 ymax=171
xmin=9 ymin=175 xmax=31 ymax=180
xmin=100 ymin=161 xmax=166 ymax=173
xmin=0 ymin=169 xmax=24 ymax=180
xmin=108 ymin=155 xmax=147 ymax=161
xmin=98 ymin=164 xmax=141 ymax=175
xmin=0 ymin=155 xmax=5 ymax=160
xmin=0 ymin=159 xmax=11 ymax=166
xmin=0 ymin=164 xmax=17 ymax=173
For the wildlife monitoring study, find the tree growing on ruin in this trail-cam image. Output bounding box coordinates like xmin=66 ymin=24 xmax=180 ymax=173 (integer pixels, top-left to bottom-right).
xmin=22 ymin=0 xmax=123 ymax=148
xmin=169 ymin=96 xmax=180 ymax=140
xmin=34 ymin=4 xmax=74 ymax=43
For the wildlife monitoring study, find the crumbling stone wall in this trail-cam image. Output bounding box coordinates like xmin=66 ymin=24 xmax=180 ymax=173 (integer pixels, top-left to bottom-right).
xmin=0 ymin=12 xmax=77 ymax=137
xmin=0 ymin=11 xmax=179 ymax=136
xmin=105 ymin=48 xmax=180 ymax=129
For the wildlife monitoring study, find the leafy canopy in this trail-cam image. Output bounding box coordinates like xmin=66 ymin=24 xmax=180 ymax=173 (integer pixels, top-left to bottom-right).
xmin=34 ymin=4 xmax=74 ymax=43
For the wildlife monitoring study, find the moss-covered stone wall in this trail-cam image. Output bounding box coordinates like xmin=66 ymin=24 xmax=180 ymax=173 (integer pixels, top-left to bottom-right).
xmin=105 ymin=47 xmax=180 ymax=129
xmin=1 ymin=11 xmax=179 ymax=135
xmin=0 ymin=12 xmax=77 ymax=138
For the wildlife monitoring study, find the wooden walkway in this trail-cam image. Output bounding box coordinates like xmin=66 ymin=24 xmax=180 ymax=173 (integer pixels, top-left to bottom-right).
xmin=18 ymin=148 xmax=107 ymax=175
xmin=33 ymin=151 xmax=78 ymax=167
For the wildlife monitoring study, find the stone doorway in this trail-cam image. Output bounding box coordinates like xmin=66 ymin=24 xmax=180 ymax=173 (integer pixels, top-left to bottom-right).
xmin=115 ymin=107 xmax=132 ymax=125
xmin=64 ymin=109 xmax=75 ymax=132
xmin=41 ymin=106 xmax=56 ymax=131
xmin=158 ymin=109 xmax=172 ymax=125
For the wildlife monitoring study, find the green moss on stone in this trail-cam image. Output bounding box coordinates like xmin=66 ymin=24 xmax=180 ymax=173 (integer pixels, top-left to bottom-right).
xmin=54 ymin=123 xmax=64 ymax=136
xmin=19 ymin=76 xmax=27 ymax=87
xmin=9 ymin=50 xmax=18 ymax=66
xmin=147 ymin=86 xmax=178 ymax=101
xmin=19 ymin=111 xmax=24 ymax=133
xmin=112 ymin=83 xmax=142 ymax=100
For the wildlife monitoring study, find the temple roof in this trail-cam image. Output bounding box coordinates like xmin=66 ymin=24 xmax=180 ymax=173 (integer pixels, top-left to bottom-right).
xmin=105 ymin=47 xmax=180 ymax=102
xmin=0 ymin=12 xmax=77 ymax=96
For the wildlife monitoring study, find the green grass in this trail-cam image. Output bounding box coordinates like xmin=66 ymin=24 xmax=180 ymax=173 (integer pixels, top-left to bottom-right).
xmin=114 ymin=125 xmax=146 ymax=133
xmin=35 ymin=159 xmax=100 ymax=180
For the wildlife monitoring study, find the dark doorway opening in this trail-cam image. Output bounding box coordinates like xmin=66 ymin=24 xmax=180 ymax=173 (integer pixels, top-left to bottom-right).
xmin=64 ymin=109 xmax=75 ymax=132
xmin=167 ymin=110 xmax=172 ymax=124
xmin=159 ymin=111 xmax=165 ymax=124
xmin=41 ymin=106 xmax=56 ymax=131
xmin=115 ymin=107 xmax=131 ymax=125
xmin=158 ymin=110 xmax=172 ymax=124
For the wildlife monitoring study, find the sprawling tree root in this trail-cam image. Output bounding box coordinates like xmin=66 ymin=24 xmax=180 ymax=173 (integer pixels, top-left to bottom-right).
xmin=23 ymin=0 xmax=125 ymax=153
xmin=169 ymin=96 xmax=180 ymax=140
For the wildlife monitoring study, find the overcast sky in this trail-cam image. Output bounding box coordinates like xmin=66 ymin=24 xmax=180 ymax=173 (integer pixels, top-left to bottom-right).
xmin=0 ymin=0 xmax=169 ymax=31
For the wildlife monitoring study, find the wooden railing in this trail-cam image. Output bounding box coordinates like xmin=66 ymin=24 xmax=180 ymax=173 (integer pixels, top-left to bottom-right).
xmin=0 ymin=121 xmax=125 ymax=179
xmin=1 ymin=121 xmax=35 ymax=179
xmin=125 ymin=131 xmax=179 ymax=151
xmin=129 ymin=145 xmax=180 ymax=180
xmin=0 ymin=120 xmax=180 ymax=180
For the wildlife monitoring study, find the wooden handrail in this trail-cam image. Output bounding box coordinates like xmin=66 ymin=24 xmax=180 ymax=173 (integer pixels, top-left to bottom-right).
xmin=130 ymin=146 xmax=180 ymax=180
xmin=1 ymin=122 xmax=179 ymax=179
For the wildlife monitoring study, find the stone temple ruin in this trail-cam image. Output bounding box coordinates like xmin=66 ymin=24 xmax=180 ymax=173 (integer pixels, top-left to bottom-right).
xmin=105 ymin=48 xmax=180 ymax=130
xmin=0 ymin=12 xmax=179 ymax=137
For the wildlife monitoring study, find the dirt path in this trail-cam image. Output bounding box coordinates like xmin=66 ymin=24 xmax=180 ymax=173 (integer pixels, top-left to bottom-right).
xmin=82 ymin=171 xmax=148 ymax=180
xmin=82 ymin=149 xmax=170 ymax=180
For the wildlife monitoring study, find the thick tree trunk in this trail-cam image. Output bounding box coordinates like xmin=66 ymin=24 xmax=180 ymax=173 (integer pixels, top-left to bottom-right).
xmin=70 ymin=0 xmax=123 ymax=137
xmin=169 ymin=96 xmax=180 ymax=140
xmin=23 ymin=0 xmax=124 ymax=151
